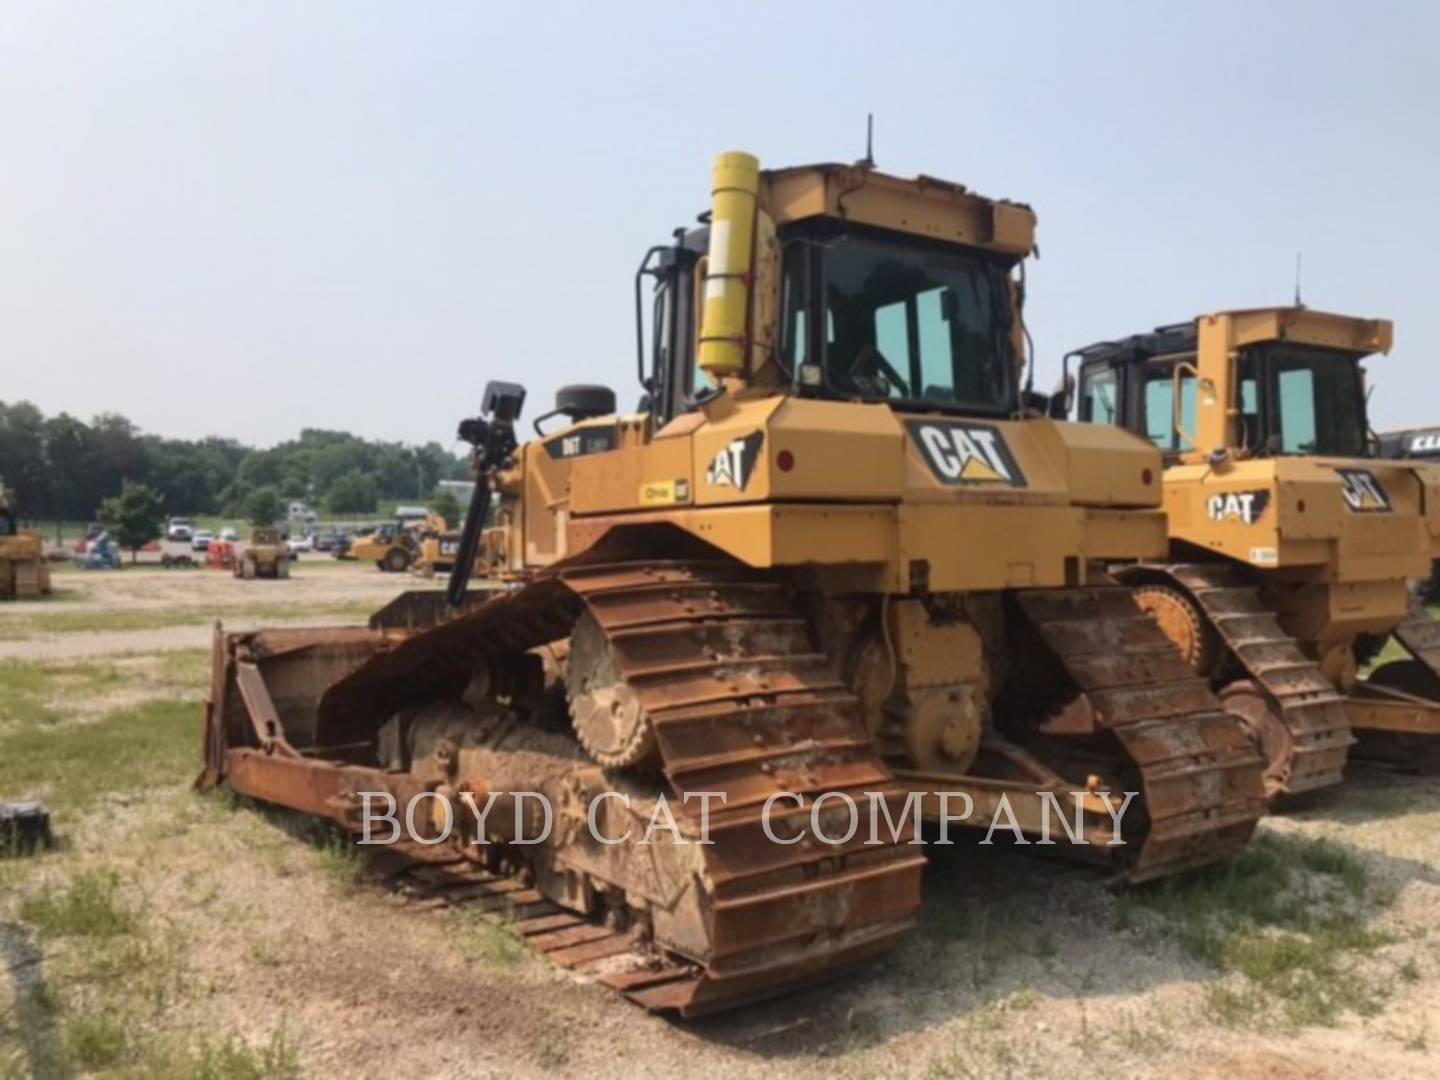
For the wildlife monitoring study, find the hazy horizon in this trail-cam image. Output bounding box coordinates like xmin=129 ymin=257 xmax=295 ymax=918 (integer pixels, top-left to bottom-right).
xmin=3 ymin=2 xmax=1437 ymax=448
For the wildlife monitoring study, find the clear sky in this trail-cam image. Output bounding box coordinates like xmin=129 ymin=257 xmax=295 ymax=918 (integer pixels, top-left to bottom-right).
xmin=3 ymin=1 xmax=1437 ymax=447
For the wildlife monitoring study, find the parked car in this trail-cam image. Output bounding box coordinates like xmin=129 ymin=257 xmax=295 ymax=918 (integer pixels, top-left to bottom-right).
xmin=286 ymin=535 xmax=314 ymax=556
xmin=166 ymin=516 xmax=194 ymax=542
xmin=219 ymin=527 xmax=238 ymax=542
xmin=310 ymin=530 xmax=339 ymax=553
xmin=190 ymin=529 xmax=214 ymax=552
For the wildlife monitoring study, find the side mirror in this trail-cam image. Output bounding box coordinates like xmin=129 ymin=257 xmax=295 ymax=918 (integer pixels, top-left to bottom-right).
xmin=1050 ymin=372 xmax=1076 ymax=419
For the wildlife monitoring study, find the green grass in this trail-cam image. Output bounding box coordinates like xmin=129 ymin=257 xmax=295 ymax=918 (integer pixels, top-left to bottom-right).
xmin=309 ymin=822 xmax=367 ymax=889
xmin=151 ymin=647 xmax=214 ymax=689
xmin=0 ymin=983 xmax=61 ymax=1080
xmin=1126 ymin=831 xmax=1393 ymax=1030
xmin=0 ymin=601 xmax=379 ymax=641
xmin=207 ymin=795 xmax=377 ymax=896
xmin=19 ymin=870 xmax=137 ymax=939
xmin=0 ymin=657 xmax=137 ymax=733
xmin=190 ymin=1028 xmax=302 ymax=1080
xmin=1296 ymin=837 xmax=1371 ymax=896
xmin=0 ymin=650 xmax=309 ymax=1079
xmin=3 ymin=865 xmax=228 ymax=1078
xmin=0 ymin=655 xmax=211 ymax=755
xmin=0 ymin=659 xmax=59 ymax=726
xmin=62 ymin=1012 xmax=129 ymax=1070
xmin=0 ymin=697 xmax=197 ymax=812
xmin=451 ymin=908 xmax=529 ymax=971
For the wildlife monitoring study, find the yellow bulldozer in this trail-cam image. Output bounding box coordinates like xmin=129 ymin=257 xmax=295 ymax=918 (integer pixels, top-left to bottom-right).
xmin=1073 ymin=307 xmax=1440 ymax=788
xmin=200 ymin=152 xmax=1266 ymax=1016
xmin=234 ymin=526 xmax=291 ymax=580
xmin=0 ymin=482 xmax=51 ymax=601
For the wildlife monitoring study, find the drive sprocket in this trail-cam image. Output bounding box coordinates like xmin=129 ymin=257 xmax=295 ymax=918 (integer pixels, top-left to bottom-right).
xmin=567 ymin=609 xmax=657 ymax=769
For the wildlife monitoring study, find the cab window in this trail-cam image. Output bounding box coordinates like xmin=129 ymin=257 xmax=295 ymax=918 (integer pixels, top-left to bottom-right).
xmin=1245 ymin=344 xmax=1367 ymax=456
xmin=1079 ymin=368 xmax=1119 ymax=424
xmin=1237 ymin=356 xmax=1260 ymax=450
xmin=1277 ymin=367 xmax=1320 ymax=453
xmin=779 ymin=243 xmax=809 ymax=376
xmin=820 ymin=232 xmax=1014 ymax=410
xmin=1142 ymin=365 xmax=1195 ymax=451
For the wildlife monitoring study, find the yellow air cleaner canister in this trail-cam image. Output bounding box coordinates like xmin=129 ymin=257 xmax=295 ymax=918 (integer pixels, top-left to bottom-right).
xmin=697 ymin=151 xmax=760 ymax=378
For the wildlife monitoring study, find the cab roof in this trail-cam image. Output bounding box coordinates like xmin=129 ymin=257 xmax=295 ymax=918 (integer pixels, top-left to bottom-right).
xmin=759 ymin=162 xmax=1035 ymax=260
xmin=1074 ymin=306 xmax=1393 ymax=367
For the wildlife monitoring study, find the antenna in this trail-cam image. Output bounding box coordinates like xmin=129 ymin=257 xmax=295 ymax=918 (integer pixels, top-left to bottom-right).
xmin=862 ymin=113 xmax=875 ymax=168
xmin=1293 ymin=252 xmax=1304 ymax=308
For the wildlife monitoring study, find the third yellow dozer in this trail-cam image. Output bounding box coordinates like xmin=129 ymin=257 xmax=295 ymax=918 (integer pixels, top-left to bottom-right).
xmin=1073 ymin=307 xmax=1440 ymax=791
xmin=200 ymin=153 xmax=1265 ymax=1015
xmin=235 ymin=526 xmax=290 ymax=580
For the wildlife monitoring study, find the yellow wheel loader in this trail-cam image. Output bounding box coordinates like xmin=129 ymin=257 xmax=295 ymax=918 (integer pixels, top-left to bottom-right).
xmin=1073 ymin=308 xmax=1440 ymax=790
xmin=351 ymin=511 xmax=447 ymax=572
xmin=347 ymin=522 xmax=417 ymax=572
xmin=0 ymin=482 xmax=51 ymax=601
xmin=200 ymin=153 xmax=1265 ymax=1016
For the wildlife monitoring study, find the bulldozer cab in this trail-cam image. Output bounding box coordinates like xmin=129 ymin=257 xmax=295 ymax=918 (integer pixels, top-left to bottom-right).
xmin=463 ymin=151 xmax=1172 ymax=592
xmin=1074 ymin=308 xmax=1391 ymax=463
xmin=1070 ymin=307 xmax=1440 ymax=709
xmin=639 ymin=173 xmax=1031 ymax=428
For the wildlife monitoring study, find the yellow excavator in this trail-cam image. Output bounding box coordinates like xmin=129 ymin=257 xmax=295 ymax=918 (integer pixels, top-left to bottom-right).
xmin=1073 ymin=307 xmax=1440 ymax=786
xmin=201 ymin=152 xmax=1266 ymax=1016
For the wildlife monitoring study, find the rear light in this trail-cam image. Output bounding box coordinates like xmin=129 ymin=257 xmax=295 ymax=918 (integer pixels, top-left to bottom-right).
xmin=776 ymin=450 xmax=795 ymax=473
xmin=1141 ymin=468 xmax=1154 ymax=486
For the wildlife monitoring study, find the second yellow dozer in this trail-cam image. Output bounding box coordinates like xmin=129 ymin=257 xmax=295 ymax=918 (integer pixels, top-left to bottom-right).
xmin=1073 ymin=307 xmax=1440 ymax=792
xmin=0 ymin=482 xmax=51 ymax=601
xmin=199 ymin=153 xmax=1265 ymax=1015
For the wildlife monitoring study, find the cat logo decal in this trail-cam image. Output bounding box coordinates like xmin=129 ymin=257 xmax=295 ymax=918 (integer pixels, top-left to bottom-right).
xmin=908 ymin=420 xmax=1026 ymax=487
xmin=1336 ymin=469 xmax=1392 ymax=513
xmin=706 ymin=431 xmax=764 ymax=491
xmin=1207 ymin=490 xmax=1271 ymax=524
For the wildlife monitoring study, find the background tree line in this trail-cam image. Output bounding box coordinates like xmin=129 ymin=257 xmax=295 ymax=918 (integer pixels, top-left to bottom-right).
xmin=0 ymin=400 xmax=470 ymax=522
